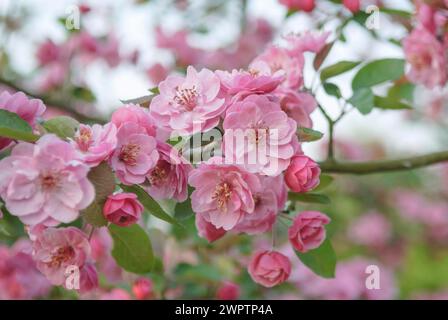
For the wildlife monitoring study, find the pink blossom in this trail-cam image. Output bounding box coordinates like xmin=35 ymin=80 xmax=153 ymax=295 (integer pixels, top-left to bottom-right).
xmin=150 ymin=66 xmax=226 ymax=135
xmin=233 ymin=175 xmax=287 ymax=235
xmin=32 ymin=227 xmax=92 ymax=286
xmin=284 ymin=155 xmax=320 ymax=193
xmin=0 ymin=91 xmax=46 ymax=151
xmin=252 ymin=45 xmax=304 ymax=90
xmin=38 ymin=62 xmax=67 ymax=91
xmin=189 ymin=157 xmax=261 ymax=231
xmin=195 ymin=214 xmax=227 ymax=243
xmin=145 ymin=142 xmax=193 ymax=202
xmin=283 ymin=32 xmax=330 ymax=56
xmin=216 ymin=281 xmax=240 ymax=300
xmin=78 ymin=263 xmax=99 ymax=294
xmin=132 ymin=277 xmax=153 ymax=300
xmin=279 ymin=0 xmax=315 ymax=12
xmin=147 ymin=63 xmax=170 ymax=85
xmin=288 ymin=211 xmax=330 ymax=253
xmin=72 ymin=123 xmax=117 ymax=167
xmin=103 ymin=192 xmax=143 ymax=227
xmin=403 ymin=27 xmax=447 ymax=88
xmin=0 ymin=135 xmax=95 ymax=226
xmin=348 ymin=211 xmax=392 ymax=248
xmin=248 ymin=250 xmax=291 ymax=287
xmin=100 ymin=288 xmax=131 ymax=300
xmin=277 ymin=89 xmax=316 ymax=128
xmin=90 ymin=229 xmax=122 ymax=282
xmin=216 ymin=63 xmax=284 ymax=102
xmin=223 ymin=94 xmax=298 ymax=176
xmin=109 ymin=123 xmax=159 ymax=185
xmin=36 ymin=39 xmax=61 ymax=66
xmin=343 ymin=0 xmax=360 ymax=13
xmin=111 ymin=104 xmax=157 ymax=138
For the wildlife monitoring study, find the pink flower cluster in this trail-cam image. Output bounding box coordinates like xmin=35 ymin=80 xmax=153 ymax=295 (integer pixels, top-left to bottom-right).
xmin=279 ymin=0 xmax=360 ymax=13
xmin=403 ymin=1 xmax=448 ymax=88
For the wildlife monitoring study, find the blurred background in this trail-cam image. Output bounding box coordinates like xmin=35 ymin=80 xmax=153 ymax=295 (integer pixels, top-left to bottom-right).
xmin=1 ymin=0 xmax=448 ymax=300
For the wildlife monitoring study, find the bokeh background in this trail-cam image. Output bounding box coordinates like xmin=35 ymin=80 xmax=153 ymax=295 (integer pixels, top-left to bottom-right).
xmin=1 ymin=0 xmax=448 ymax=299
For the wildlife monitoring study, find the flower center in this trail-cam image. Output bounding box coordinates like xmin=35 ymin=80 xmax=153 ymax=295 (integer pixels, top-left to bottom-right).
xmin=48 ymin=246 xmax=75 ymax=268
xmin=174 ymin=86 xmax=198 ymax=111
xmin=40 ymin=172 xmax=60 ymax=190
xmin=75 ymin=127 xmax=93 ymax=152
xmin=212 ymin=182 xmax=233 ymax=212
xmin=119 ymin=143 xmax=141 ymax=165
xmin=148 ymin=165 xmax=168 ymax=186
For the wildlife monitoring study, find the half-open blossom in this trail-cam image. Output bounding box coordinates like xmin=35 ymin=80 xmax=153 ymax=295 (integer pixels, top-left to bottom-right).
xmin=150 ymin=66 xmax=226 ymax=135
xmin=403 ymin=27 xmax=447 ymax=88
xmin=248 ymin=250 xmax=291 ymax=288
xmin=0 ymin=135 xmax=95 ymax=226
xmin=288 ymin=211 xmax=330 ymax=253
xmin=223 ymin=94 xmax=298 ymax=176
xmin=103 ymin=193 xmax=143 ymax=227
xmin=189 ymin=157 xmax=261 ymax=231
xmin=32 ymin=227 xmax=91 ymax=286
xmin=145 ymin=142 xmax=193 ymax=202
xmin=0 ymin=91 xmax=46 ymax=151
xmin=285 ymin=155 xmax=320 ymax=193
xmin=195 ymin=214 xmax=227 ymax=243
xmin=72 ymin=123 xmax=117 ymax=167
xmin=109 ymin=123 xmax=159 ymax=185
xmin=277 ymin=89 xmax=316 ymax=128
xmin=132 ymin=277 xmax=154 ymax=300
xmin=234 ymin=175 xmax=287 ymax=235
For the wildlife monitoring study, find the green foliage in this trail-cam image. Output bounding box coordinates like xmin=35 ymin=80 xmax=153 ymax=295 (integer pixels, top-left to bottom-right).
xmin=348 ymin=88 xmax=375 ymax=115
xmin=320 ymin=61 xmax=360 ymax=82
xmin=0 ymin=110 xmax=39 ymax=142
xmin=295 ymin=239 xmax=337 ymax=278
xmin=323 ymin=82 xmax=342 ymax=98
xmin=289 ymin=192 xmax=331 ymax=205
xmin=297 ymin=127 xmax=324 ymax=142
xmin=352 ymin=58 xmax=405 ymax=90
xmin=43 ymin=116 xmax=79 ymax=139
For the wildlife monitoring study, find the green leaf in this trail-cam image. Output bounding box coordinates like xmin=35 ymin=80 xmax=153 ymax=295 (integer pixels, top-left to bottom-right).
xmin=175 ymin=263 xmax=222 ymax=282
xmin=43 ymin=116 xmax=79 ymax=139
xmin=320 ymin=61 xmax=360 ymax=82
xmin=297 ymin=127 xmax=324 ymax=142
xmin=380 ymin=8 xmax=412 ymax=18
xmin=295 ymin=238 xmax=336 ymax=278
xmin=72 ymin=86 xmax=96 ymax=102
xmin=0 ymin=110 xmax=39 ymax=142
xmin=148 ymin=87 xmax=160 ymax=95
xmin=120 ymin=95 xmax=153 ymax=108
xmin=120 ymin=184 xmax=182 ymax=227
xmin=348 ymin=88 xmax=375 ymax=115
xmin=314 ymin=174 xmax=334 ymax=192
xmin=313 ymin=42 xmax=334 ymax=71
xmin=109 ymin=224 xmax=154 ymax=274
xmin=82 ymin=163 xmax=116 ymax=227
xmin=288 ymin=193 xmax=331 ymax=205
xmin=387 ymin=83 xmax=415 ymax=102
xmin=322 ymin=82 xmax=342 ymax=98
xmin=374 ymin=95 xmax=412 ymax=110
xmin=352 ymin=58 xmax=405 ymax=90
xmin=286 ymin=9 xmax=298 ymax=18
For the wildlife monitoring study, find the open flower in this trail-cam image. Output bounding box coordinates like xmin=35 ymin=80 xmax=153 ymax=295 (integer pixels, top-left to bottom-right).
xmin=0 ymin=135 xmax=95 ymax=226
xmin=0 ymin=91 xmax=46 ymax=151
xmin=189 ymin=157 xmax=261 ymax=231
xmin=223 ymin=94 xmax=298 ymax=176
xmin=150 ymin=66 xmax=226 ymax=135
xmin=109 ymin=123 xmax=159 ymax=185
xmin=145 ymin=142 xmax=193 ymax=202
xmin=72 ymin=123 xmax=117 ymax=167
xmin=248 ymin=250 xmax=291 ymax=287
xmin=32 ymin=227 xmax=91 ymax=286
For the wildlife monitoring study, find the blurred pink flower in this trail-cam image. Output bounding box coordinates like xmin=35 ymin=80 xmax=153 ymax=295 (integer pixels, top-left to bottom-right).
xmin=103 ymin=192 xmax=143 ymax=227
xmin=36 ymin=39 xmax=61 ymax=66
xmin=195 ymin=214 xmax=227 ymax=243
xmin=109 ymin=122 xmax=159 ymax=185
xmin=32 ymin=227 xmax=91 ymax=286
xmin=248 ymin=250 xmax=291 ymax=288
xmin=0 ymin=135 xmax=94 ymax=226
xmin=343 ymin=0 xmax=360 ymax=13
xmin=279 ymin=0 xmax=315 ymax=12
xmin=78 ymin=263 xmax=99 ymax=294
xmin=150 ymin=66 xmax=225 ymax=135
xmin=223 ymin=94 xmax=298 ymax=176
xmin=189 ymin=157 xmax=261 ymax=231
xmin=100 ymin=288 xmax=131 ymax=300
xmin=0 ymin=91 xmax=46 ymax=151
xmin=132 ymin=277 xmax=154 ymax=300
xmin=147 ymin=63 xmax=170 ymax=85
xmin=216 ymin=281 xmax=240 ymax=300
xmin=288 ymin=211 xmax=330 ymax=253
xmin=72 ymin=123 xmax=117 ymax=167
xmin=285 ymin=155 xmax=320 ymax=193
xmin=283 ymin=32 xmax=329 ymax=56
xmin=145 ymin=142 xmax=193 ymax=202
xmin=348 ymin=211 xmax=392 ymax=248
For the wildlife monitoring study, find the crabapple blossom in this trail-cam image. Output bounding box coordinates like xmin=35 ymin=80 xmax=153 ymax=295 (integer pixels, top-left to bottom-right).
xmin=150 ymin=66 xmax=226 ymax=135
xmin=284 ymin=155 xmax=321 ymax=193
xmin=348 ymin=211 xmax=392 ymax=248
xmin=279 ymin=0 xmax=315 ymax=12
xmin=72 ymin=123 xmax=117 ymax=167
xmin=343 ymin=0 xmax=360 ymax=13
xmin=0 ymin=135 xmax=95 ymax=226
xmin=216 ymin=281 xmax=240 ymax=300
xmin=288 ymin=211 xmax=330 ymax=253
xmin=189 ymin=157 xmax=261 ymax=231
xmin=132 ymin=277 xmax=154 ymax=300
xmin=248 ymin=250 xmax=291 ymax=288
xmin=111 ymin=104 xmax=157 ymax=138
xmin=0 ymin=91 xmax=46 ymax=151
xmin=283 ymin=32 xmax=329 ymax=56
xmin=32 ymin=227 xmax=92 ymax=286
xmin=223 ymin=94 xmax=298 ymax=176
xmin=277 ymin=89 xmax=316 ymax=128
xmin=195 ymin=214 xmax=227 ymax=243
xmin=103 ymin=193 xmax=143 ymax=227
xmin=145 ymin=142 xmax=193 ymax=202
xmin=78 ymin=263 xmax=99 ymax=294
xmin=109 ymin=122 xmax=159 ymax=185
